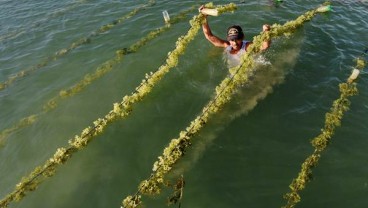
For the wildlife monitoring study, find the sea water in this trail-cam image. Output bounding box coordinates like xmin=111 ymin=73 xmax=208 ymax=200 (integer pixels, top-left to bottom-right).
xmin=1 ymin=0 xmax=368 ymax=208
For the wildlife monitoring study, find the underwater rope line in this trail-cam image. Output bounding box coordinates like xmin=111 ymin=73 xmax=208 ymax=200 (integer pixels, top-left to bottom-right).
xmin=0 ymin=0 xmax=88 ymax=43
xmin=42 ymin=5 xmax=198 ymax=112
xmin=282 ymin=54 xmax=366 ymax=208
xmin=0 ymin=5 xmax=197 ymax=146
xmin=121 ymin=3 xmax=332 ymax=208
xmin=0 ymin=3 xmax=237 ymax=207
xmin=0 ymin=0 xmax=155 ymax=91
xmin=0 ymin=115 xmax=37 ymax=147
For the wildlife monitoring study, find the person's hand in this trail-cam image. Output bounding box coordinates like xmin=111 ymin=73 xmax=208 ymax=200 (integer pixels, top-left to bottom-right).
xmin=263 ymin=24 xmax=271 ymax=32
xmin=198 ymin=5 xmax=205 ymax=13
xmin=198 ymin=5 xmax=207 ymax=16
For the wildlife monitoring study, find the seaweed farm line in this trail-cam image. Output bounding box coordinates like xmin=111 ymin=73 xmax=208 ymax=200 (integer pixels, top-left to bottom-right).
xmin=1 ymin=1 xmax=368 ymax=208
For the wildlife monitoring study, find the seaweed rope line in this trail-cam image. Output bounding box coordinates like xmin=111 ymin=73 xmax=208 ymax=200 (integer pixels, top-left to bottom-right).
xmin=122 ymin=3 xmax=332 ymax=208
xmin=0 ymin=3 xmax=236 ymax=207
xmin=0 ymin=5 xmax=196 ymax=146
xmin=42 ymin=5 xmax=198 ymax=112
xmin=167 ymin=175 xmax=185 ymax=207
xmin=282 ymin=52 xmax=367 ymax=208
xmin=0 ymin=0 xmax=155 ymax=91
xmin=0 ymin=0 xmax=88 ymax=43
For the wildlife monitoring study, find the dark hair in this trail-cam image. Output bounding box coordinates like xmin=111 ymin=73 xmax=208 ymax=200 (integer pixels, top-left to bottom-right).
xmin=226 ymin=25 xmax=244 ymax=40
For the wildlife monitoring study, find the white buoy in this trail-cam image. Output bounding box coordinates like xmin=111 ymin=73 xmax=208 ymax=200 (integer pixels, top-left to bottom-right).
xmin=316 ymin=5 xmax=331 ymax=13
xmin=348 ymin=68 xmax=360 ymax=81
xmin=200 ymin=8 xmax=219 ymax=16
xmin=162 ymin=10 xmax=170 ymax=23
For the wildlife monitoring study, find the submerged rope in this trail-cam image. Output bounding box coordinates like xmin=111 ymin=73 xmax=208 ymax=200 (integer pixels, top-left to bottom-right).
xmin=121 ymin=3 xmax=331 ymax=208
xmin=0 ymin=5 xmax=195 ymax=146
xmin=0 ymin=3 xmax=238 ymax=207
xmin=42 ymin=5 xmax=197 ymax=112
xmin=0 ymin=0 xmax=155 ymax=91
xmin=282 ymin=54 xmax=366 ymax=208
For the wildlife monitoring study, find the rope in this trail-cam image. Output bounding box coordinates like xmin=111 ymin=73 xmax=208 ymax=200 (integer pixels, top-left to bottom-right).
xmin=122 ymin=2 xmax=330 ymax=208
xmin=0 ymin=3 xmax=228 ymax=207
xmin=283 ymin=53 xmax=366 ymax=208
xmin=0 ymin=0 xmax=155 ymax=91
xmin=0 ymin=0 xmax=87 ymax=42
xmin=0 ymin=4 xmax=195 ymax=146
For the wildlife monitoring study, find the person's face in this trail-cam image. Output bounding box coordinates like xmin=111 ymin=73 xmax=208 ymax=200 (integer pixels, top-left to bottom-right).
xmin=229 ymin=39 xmax=243 ymax=50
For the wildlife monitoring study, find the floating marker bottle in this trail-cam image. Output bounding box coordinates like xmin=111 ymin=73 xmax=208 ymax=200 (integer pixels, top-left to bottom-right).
xmin=200 ymin=8 xmax=219 ymax=16
xmin=162 ymin=10 xmax=170 ymax=23
xmin=348 ymin=68 xmax=360 ymax=81
xmin=316 ymin=5 xmax=331 ymax=13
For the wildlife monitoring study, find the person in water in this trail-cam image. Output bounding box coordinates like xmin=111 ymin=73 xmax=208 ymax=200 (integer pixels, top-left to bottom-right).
xmin=198 ymin=5 xmax=271 ymax=67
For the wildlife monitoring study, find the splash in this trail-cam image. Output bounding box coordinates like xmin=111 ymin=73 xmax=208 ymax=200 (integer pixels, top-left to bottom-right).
xmin=0 ymin=3 xmax=237 ymax=207
xmin=122 ymin=3 xmax=330 ymax=208
xmin=171 ymin=39 xmax=303 ymax=178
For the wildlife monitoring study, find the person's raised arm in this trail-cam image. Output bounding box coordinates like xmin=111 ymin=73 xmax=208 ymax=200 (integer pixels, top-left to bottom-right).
xmin=199 ymin=6 xmax=228 ymax=48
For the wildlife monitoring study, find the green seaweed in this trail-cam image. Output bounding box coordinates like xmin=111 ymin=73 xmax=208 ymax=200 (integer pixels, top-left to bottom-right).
xmin=283 ymin=57 xmax=364 ymax=208
xmin=0 ymin=5 xmax=196 ymax=147
xmin=0 ymin=0 xmax=156 ymax=91
xmin=0 ymin=4 xmax=216 ymax=208
xmin=122 ymin=2 xmax=329 ymax=208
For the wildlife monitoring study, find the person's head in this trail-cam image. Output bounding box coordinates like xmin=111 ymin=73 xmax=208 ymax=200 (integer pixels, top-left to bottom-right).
xmin=226 ymin=25 xmax=244 ymax=41
xmin=227 ymin=25 xmax=244 ymax=50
